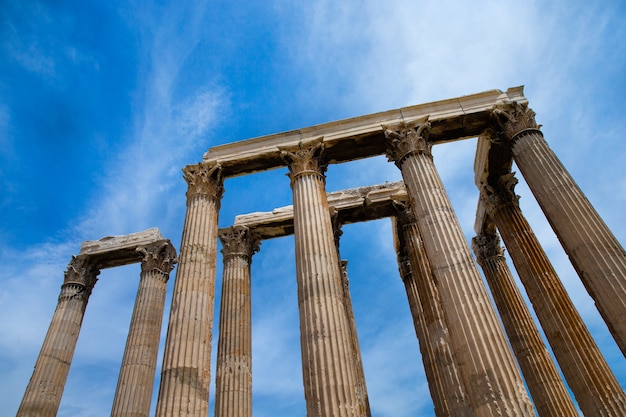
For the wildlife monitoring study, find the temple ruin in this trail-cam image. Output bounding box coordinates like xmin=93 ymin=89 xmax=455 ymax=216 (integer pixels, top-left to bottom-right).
xmin=17 ymin=87 xmax=626 ymax=416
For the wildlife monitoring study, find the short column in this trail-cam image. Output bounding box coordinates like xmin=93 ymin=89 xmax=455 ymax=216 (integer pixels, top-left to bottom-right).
xmin=492 ymin=103 xmax=626 ymax=355
xmin=214 ymin=226 xmax=259 ymax=417
xmin=393 ymin=202 xmax=469 ymax=417
xmin=280 ymin=138 xmax=363 ymax=417
xmin=17 ymin=255 xmax=99 ymax=417
xmin=384 ymin=119 xmax=534 ymax=417
xmin=156 ymin=162 xmax=224 ymax=417
xmin=472 ymin=229 xmax=578 ymax=417
xmin=482 ymin=173 xmax=626 ymax=416
xmin=111 ymin=241 xmax=178 ymax=417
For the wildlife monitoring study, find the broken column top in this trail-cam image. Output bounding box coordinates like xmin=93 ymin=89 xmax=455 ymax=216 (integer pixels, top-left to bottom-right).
xmin=80 ymin=228 xmax=169 ymax=269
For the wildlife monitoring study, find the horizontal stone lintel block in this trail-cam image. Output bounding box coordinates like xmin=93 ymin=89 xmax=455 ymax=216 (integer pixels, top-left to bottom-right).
xmin=203 ymin=87 xmax=527 ymax=177
xmin=229 ymin=182 xmax=408 ymax=240
xmin=79 ymin=228 xmax=170 ymax=269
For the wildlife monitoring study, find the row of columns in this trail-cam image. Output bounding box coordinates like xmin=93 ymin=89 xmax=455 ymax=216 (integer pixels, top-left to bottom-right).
xmin=19 ymin=101 xmax=626 ymax=416
xmin=17 ymin=241 xmax=177 ymax=417
xmin=152 ymin=105 xmax=626 ymax=416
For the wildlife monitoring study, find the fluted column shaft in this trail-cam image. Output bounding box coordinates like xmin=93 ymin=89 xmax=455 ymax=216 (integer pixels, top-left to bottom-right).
xmin=156 ymin=163 xmax=224 ymax=417
xmin=472 ymin=230 xmax=578 ymax=417
xmin=482 ymin=174 xmax=626 ymax=416
xmin=111 ymin=241 xmax=178 ymax=417
xmin=17 ymin=256 xmax=99 ymax=417
xmin=214 ymin=226 xmax=259 ymax=417
xmin=384 ymin=119 xmax=534 ymax=417
xmin=339 ymin=261 xmax=371 ymax=417
xmin=493 ymin=103 xmax=626 ymax=355
xmin=394 ymin=204 xmax=469 ymax=417
xmin=280 ymin=138 xmax=363 ymax=417
xmin=394 ymin=253 xmax=449 ymax=417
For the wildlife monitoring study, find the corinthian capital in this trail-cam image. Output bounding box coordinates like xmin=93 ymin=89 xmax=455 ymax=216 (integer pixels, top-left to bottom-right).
xmin=383 ymin=116 xmax=431 ymax=167
xmin=279 ymin=137 xmax=327 ymax=185
xmin=183 ymin=162 xmax=224 ymax=204
xmin=481 ymin=173 xmax=520 ymax=214
xmin=491 ymin=102 xmax=542 ymax=145
xmin=472 ymin=231 xmax=504 ymax=265
xmin=219 ymin=226 xmax=260 ymax=260
xmin=137 ymin=240 xmax=178 ymax=277
xmin=392 ymin=200 xmax=416 ymax=227
xmin=61 ymin=255 xmax=100 ymax=301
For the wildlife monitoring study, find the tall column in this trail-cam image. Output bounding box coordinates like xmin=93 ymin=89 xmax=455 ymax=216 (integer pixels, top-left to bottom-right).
xmin=384 ymin=119 xmax=534 ymax=417
xmin=394 ymin=202 xmax=470 ymax=417
xmin=214 ymin=226 xmax=259 ymax=417
xmin=331 ymin=215 xmax=371 ymax=417
xmin=279 ymin=138 xmax=364 ymax=417
xmin=339 ymin=261 xmax=371 ymax=417
xmin=492 ymin=103 xmax=626 ymax=355
xmin=156 ymin=162 xmax=224 ymax=417
xmin=482 ymin=173 xmax=626 ymax=416
xmin=472 ymin=229 xmax=578 ymax=417
xmin=111 ymin=241 xmax=178 ymax=417
xmin=394 ymin=253 xmax=449 ymax=417
xmin=17 ymin=255 xmax=100 ymax=417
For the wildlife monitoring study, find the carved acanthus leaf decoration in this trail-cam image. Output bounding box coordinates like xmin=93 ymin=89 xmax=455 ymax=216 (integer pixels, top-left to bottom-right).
xmin=219 ymin=226 xmax=260 ymax=260
xmin=279 ymin=138 xmax=327 ymax=184
xmin=61 ymin=255 xmax=100 ymax=301
xmin=383 ymin=116 xmax=432 ymax=167
xmin=472 ymin=232 xmax=504 ymax=264
xmin=491 ymin=102 xmax=541 ymax=145
xmin=481 ymin=173 xmax=520 ymax=213
xmin=137 ymin=241 xmax=178 ymax=277
xmin=183 ymin=162 xmax=225 ymax=204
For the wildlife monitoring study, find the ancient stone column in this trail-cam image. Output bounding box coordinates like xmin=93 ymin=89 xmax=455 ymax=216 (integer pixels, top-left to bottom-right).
xmin=214 ymin=226 xmax=259 ymax=417
xmin=384 ymin=119 xmax=534 ymax=417
xmin=339 ymin=261 xmax=371 ymax=417
xmin=394 ymin=253 xmax=448 ymax=417
xmin=111 ymin=241 xmax=178 ymax=417
xmin=482 ymin=173 xmax=626 ymax=416
xmin=393 ymin=203 xmax=470 ymax=417
xmin=156 ymin=162 xmax=224 ymax=417
xmin=492 ymin=103 xmax=626 ymax=356
xmin=17 ymin=255 xmax=99 ymax=417
xmin=279 ymin=138 xmax=363 ymax=417
xmin=472 ymin=229 xmax=578 ymax=417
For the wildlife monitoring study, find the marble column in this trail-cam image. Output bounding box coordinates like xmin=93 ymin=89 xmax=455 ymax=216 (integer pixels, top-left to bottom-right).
xmin=393 ymin=202 xmax=470 ymax=417
xmin=384 ymin=119 xmax=534 ymax=417
xmin=280 ymin=138 xmax=363 ymax=417
xmin=394 ymin=253 xmax=449 ymax=417
xmin=339 ymin=261 xmax=371 ymax=417
xmin=482 ymin=173 xmax=626 ymax=416
xmin=214 ymin=226 xmax=259 ymax=417
xmin=111 ymin=241 xmax=178 ymax=417
xmin=492 ymin=103 xmax=626 ymax=356
xmin=17 ymin=255 xmax=100 ymax=417
xmin=472 ymin=229 xmax=578 ymax=417
xmin=156 ymin=162 xmax=224 ymax=417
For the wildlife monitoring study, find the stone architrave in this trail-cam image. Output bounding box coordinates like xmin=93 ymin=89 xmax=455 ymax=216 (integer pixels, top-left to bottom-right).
xmin=17 ymin=255 xmax=100 ymax=417
xmin=384 ymin=119 xmax=534 ymax=417
xmin=156 ymin=162 xmax=224 ymax=417
xmin=111 ymin=241 xmax=178 ymax=417
xmin=472 ymin=229 xmax=578 ymax=417
xmin=481 ymin=173 xmax=626 ymax=416
xmin=492 ymin=103 xmax=626 ymax=356
xmin=394 ymin=202 xmax=470 ymax=417
xmin=280 ymin=138 xmax=364 ymax=417
xmin=214 ymin=226 xmax=259 ymax=417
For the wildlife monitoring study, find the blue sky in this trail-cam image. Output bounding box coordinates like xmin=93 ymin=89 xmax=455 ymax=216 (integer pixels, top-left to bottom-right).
xmin=1 ymin=1 xmax=625 ymax=416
